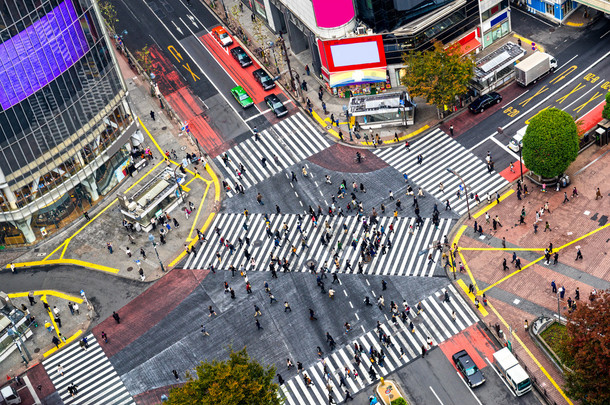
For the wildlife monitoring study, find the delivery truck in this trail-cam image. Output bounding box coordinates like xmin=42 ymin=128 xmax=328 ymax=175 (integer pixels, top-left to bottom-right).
xmin=515 ymin=52 xmax=557 ymax=86
xmin=493 ymin=348 xmax=532 ymax=396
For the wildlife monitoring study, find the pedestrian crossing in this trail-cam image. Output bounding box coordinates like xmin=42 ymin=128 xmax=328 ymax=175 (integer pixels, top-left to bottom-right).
xmin=215 ymin=112 xmax=332 ymax=197
xmin=279 ymin=285 xmax=479 ymax=404
xmin=374 ymin=128 xmax=509 ymax=215
xmin=43 ymin=334 xmax=135 ymax=405
xmin=184 ymin=213 xmax=453 ymax=277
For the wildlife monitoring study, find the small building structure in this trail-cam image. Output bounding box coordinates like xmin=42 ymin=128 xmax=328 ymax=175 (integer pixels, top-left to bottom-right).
xmin=0 ymin=292 xmax=32 ymax=363
xmin=119 ymin=168 xmax=186 ymax=232
xmin=471 ymin=42 xmax=525 ymax=95
xmin=348 ymin=91 xmax=416 ymax=129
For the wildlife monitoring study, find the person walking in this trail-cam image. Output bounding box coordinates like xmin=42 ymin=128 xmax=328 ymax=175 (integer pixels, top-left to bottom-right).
xmin=172 ymin=370 xmax=179 ymax=381
xmin=208 ymin=305 xmax=217 ymax=317
xmin=595 ymin=187 xmax=602 ymax=200
xmin=150 ymin=110 xmax=156 ymax=121
xmin=107 ymin=242 xmax=113 ymax=254
xmin=256 ymin=319 xmax=263 ymax=330
xmin=284 ymin=301 xmax=292 ymax=312
xmin=563 ymin=192 xmax=569 ymax=203
xmin=57 ymin=364 xmax=64 ymax=376
xmin=575 ymin=248 xmax=583 ymax=260
xmin=551 ymin=280 xmax=557 ymax=293
xmin=112 ymin=311 xmax=120 ymax=324
xmin=101 ymin=331 xmax=108 ymax=343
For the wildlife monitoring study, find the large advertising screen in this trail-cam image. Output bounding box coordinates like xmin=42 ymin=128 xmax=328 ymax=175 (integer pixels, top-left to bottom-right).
xmin=312 ymin=0 xmax=355 ymax=28
xmin=0 ymin=0 xmax=90 ymax=110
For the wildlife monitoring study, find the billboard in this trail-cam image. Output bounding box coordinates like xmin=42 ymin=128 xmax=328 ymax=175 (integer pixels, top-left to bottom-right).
xmin=0 ymin=0 xmax=90 ymax=110
xmin=318 ymin=36 xmax=387 ymax=87
xmin=312 ymin=0 xmax=355 ymax=28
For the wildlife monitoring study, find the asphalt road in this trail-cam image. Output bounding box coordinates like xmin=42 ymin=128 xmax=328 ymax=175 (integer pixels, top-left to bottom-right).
xmin=454 ymin=15 xmax=610 ymax=171
xmin=0 ymin=266 xmax=148 ymax=325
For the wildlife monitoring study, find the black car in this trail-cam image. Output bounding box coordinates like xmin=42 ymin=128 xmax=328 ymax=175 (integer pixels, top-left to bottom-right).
xmin=264 ymin=94 xmax=288 ymax=118
xmin=230 ymin=46 xmax=252 ymax=68
xmin=253 ymin=68 xmax=276 ymax=90
xmin=468 ymin=92 xmax=502 ymax=113
xmin=452 ymin=350 xmax=486 ymax=387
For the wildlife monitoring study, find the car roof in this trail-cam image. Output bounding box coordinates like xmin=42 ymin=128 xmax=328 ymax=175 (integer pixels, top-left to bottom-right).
xmin=232 ymin=46 xmax=245 ymax=52
xmin=212 ymin=26 xmax=227 ymax=34
xmin=232 ymin=86 xmax=246 ymax=93
xmin=266 ymin=94 xmax=280 ymax=101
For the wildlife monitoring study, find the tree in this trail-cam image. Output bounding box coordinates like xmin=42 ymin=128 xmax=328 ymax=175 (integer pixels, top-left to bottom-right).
xmin=521 ymin=108 xmax=579 ymax=178
xmin=560 ymin=290 xmax=610 ymax=405
xmin=97 ymin=1 xmax=118 ymax=34
xmin=401 ymin=41 xmax=475 ymax=117
xmin=602 ymin=91 xmax=610 ymax=120
xmin=167 ymin=347 xmax=281 ymax=405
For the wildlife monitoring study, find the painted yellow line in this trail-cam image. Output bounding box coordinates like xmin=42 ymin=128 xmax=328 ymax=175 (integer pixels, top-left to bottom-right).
xmin=458 ymin=247 xmax=546 ymax=251
xmin=452 ymin=225 xmax=466 ymax=247
xmin=123 ymin=159 xmax=165 ymax=194
xmin=8 ymin=290 xmax=84 ymax=303
xmin=513 ymin=34 xmax=545 ymax=53
xmin=456 ymin=279 xmax=488 ymax=316
xmin=457 ymin=252 xmax=481 ymax=295
xmin=555 ymin=222 xmax=610 ymax=252
xmin=60 ymin=240 xmax=70 ymax=259
xmin=312 ymin=110 xmax=340 ymax=138
xmin=565 ymin=22 xmax=583 ymax=27
xmin=7 ymin=259 xmax=119 ymax=273
xmin=487 ymin=301 xmax=573 ymax=404
xmin=479 ymin=255 xmax=545 ymax=294
xmin=43 ymin=241 xmax=67 ymax=261
xmin=187 ymin=179 xmax=211 ymax=241
xmin=139 ymin=117 xmax=164 ymax=154
xmin=360 ymin=125 xmax=430 ymax=145
xmin=43 ymin=329 xmax=84 ymax=357
xmin=472 ymin=190 xmax=514 ymax=219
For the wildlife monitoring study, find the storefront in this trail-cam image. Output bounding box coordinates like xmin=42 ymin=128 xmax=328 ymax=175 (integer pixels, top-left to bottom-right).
xmin=480 ymin=0 xmax=511 ymax=48
xmin=318 ymin=35 xmax=391 ymax=98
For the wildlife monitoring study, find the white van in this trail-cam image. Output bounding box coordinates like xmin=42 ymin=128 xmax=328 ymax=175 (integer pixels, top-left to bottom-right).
xmin=508 ymin=126 xmax=526 ymax=152
xmin=493 ymin=348 xmax=532 ymax=396
xmin=0 ymin=385 xmax=21 ymax=405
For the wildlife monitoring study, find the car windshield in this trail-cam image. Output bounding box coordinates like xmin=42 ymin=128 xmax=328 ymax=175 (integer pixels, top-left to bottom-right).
xmin=237 ymin=53 xmax=247 ymax=60
xmin=465 ymin=366 xmax=478 ymax=376
xmin=239 ymin=94 xmax=250 ymax=101
xmin=219 ymin=32 xmax=228 ymax=39
xmin=272 ymin=101 xmax=283 ymax=109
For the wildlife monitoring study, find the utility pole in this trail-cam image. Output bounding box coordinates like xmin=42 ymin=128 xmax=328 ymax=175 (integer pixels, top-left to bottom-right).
xmin=279 ymin=37 xmax=295 ymax=93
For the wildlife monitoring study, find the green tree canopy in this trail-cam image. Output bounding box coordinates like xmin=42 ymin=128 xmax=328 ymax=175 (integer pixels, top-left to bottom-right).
xmin=167 ymin=347 xmax=280 ymax=405
xmin=522 ymin=108 xmax=579 ymax=178
xmin=560 ymin=290 xmax=610 ymax=405
xmin=602 ymin=91 xmax=610 ymax=120
xmin=401 ymin=41 xmax=475 ymax=115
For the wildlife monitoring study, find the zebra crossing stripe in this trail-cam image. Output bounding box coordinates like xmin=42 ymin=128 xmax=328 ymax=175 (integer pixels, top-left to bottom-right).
xmin=183 ymin=214 xmax=454 ymax=277
xmin=281 ymin=287 xmax=477 ymax=404
xmin=43 ymin=334 xmax=135 ymax=404
xmin=214 ymin=113 xmax=330 ymax=197
xmin=375 ymin=129 xmax=508 ymax=215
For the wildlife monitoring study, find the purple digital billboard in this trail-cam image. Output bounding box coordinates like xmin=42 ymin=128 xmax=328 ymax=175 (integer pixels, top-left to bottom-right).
xmin=0 ymin=0 xmax=90 ymax=110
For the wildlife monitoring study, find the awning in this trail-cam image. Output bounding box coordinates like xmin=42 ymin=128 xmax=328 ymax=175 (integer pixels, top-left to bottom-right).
xmin=329 ymin=67 xmax=387 ymax=88
xmin=447 ymin=36 xmax=481 ymax=55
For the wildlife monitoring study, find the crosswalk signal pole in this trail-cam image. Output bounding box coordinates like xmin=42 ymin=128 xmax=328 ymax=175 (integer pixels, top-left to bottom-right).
xmin=447 ymin=168 xmax=471 ymax=219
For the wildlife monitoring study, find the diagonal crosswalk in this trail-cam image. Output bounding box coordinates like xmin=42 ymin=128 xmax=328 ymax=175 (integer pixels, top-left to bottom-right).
xmin=184 ymin=213 xmax=453 ymax=277
xmin=374 ymin=129 xmax=509 ymax=215
xmin=215 ymin=113 xmax=331 ymax=197
xmin=43 ymin=334 xmax=135 ymax=405
xmin=279 ymin=285 xmax=479 ymax=404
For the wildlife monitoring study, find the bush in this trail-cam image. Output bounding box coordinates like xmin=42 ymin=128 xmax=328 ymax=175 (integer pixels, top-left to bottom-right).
xmin=391 ymin=398 xmax=409 ymax=405
xmin=603 ymin=91 xmax=610 ymax=120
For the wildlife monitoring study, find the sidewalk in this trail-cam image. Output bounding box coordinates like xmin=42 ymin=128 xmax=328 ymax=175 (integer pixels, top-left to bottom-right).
xmin=449 ymin=141 xmax=610 ymax=405
xmin=1 ymin=45 xmax=218 ymax=281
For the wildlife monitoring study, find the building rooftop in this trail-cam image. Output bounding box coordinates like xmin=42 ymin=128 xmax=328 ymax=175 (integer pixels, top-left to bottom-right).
xmin=348 ymin=91 xmax=415 ymax=115
xmin=474 ymin=41 xmax=525 ymax=79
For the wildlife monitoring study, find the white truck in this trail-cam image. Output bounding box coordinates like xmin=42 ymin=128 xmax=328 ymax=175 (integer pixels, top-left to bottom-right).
xmin=493 ymin=348 xmax=532 ymax=396
xmin=515 ymin=52 xmax=557 ymax=86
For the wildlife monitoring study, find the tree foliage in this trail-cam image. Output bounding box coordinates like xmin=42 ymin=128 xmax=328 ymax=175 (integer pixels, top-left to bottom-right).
xmin=522 ymin=108 xmax=579 ymax=178
xmin=401 ymin=41 xmax=475 ymax=113
xmin=97 ymin=1 xmax=118 ymax=34
xmin=603 ymin=91 xmax=610 ymax=120
xmin=167 ymin=347 xmax=281 ymax=405
xmin=560 ymin=290 xmax=610 ymax=405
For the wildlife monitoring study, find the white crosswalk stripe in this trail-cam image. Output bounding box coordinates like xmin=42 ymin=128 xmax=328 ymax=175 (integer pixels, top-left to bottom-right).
xmin=43 ymin=334 xmax=135 ymax=405
xmin=374 ymin=129 xmax=509 ymax=215
xmin=184 ymin=213 xmax=453 ymax=277
xmin=215 ymin=113 xmax=331 ymax=197
xmin=280 ymin=285 xmax=478 ymax=404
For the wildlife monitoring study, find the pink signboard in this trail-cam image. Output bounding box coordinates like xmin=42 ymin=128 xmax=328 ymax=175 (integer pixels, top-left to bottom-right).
xmin=312 ymin=0 xmax=355 ymax=28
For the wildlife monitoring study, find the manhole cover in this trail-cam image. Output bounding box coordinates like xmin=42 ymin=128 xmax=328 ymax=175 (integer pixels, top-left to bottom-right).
xmin=253 ymin=240 xmax=263 ymax=248
xmin=126 ymin=266 xmax=133 ymax=272
xmin=36 ymin=253 xmax=46 ymax=257
xmin=326 ymin=125 xmax=332 ymax=130
xmin=162 ymin=126 xmax=168 ymax=130
xmin=180 ymin=146 xmax=187 ymax=150
xmin=34 ymin=348 xmax=40 ymax=353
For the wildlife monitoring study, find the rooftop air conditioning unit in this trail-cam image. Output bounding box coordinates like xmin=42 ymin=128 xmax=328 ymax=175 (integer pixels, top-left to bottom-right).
xmin=356 ymin=26 xmax=366 ymax=35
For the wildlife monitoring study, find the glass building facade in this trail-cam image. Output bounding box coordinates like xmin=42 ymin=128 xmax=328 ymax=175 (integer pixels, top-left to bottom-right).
xmin=0 ymin=0 xmax=136 ymax=246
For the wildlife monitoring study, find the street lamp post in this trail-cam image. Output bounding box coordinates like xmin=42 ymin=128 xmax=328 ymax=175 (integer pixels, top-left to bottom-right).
xmin=518 ymin=144 xmax=524 ymax=183
xmin=447 ymin=168 xmax=471 ymax=219
xmin=149 ymin=234 xmax=166 ymax=272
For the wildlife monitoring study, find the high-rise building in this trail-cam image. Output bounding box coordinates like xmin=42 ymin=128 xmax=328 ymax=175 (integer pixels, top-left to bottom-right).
xmin=0 ymin=0 xmax=137 ymax=246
